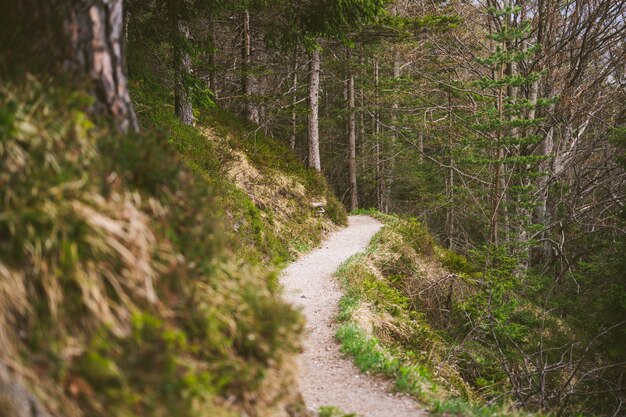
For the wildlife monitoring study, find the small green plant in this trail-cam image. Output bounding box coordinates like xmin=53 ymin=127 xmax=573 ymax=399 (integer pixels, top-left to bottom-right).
xmin=318 ymin=405 xmax=358 ymax=417
xmin=336 ymin=323 xmax=399 ymax=376
xmin=351 ymin=207 xmax=380 ymax=216
xmin=432 ymin=398 xmax=548 ymax=417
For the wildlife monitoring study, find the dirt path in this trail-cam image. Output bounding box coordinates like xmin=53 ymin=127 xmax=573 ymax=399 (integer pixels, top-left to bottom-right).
xmin=281 ymin=215 xmax=426 ymax=417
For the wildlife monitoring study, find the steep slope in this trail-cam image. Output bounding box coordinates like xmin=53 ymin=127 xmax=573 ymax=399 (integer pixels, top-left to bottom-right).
xmin=332 ymin=212 xmax=591 ymax=416
xmin=0 ymin=78 xmax=346 ymax=417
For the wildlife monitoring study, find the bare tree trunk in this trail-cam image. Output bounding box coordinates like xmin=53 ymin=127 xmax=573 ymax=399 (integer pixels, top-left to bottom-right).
xmin=77 ymin=0 xmax=138 ymax=132
xmin=374 ymin=59 xmax=383 ymax=212
xmin=2 ymin=0 xmax=139 ymax=132
xmin=241 ymin=10 xmax=259 ymax=123
xmin=308 ymin=48 xmax=321 ymax=171
xmin=529 ymin=77 xmax=554 ymax=262
xmin=445 ymin=90 xmax=456 ymax=249
xmin=531 ymin=0 xmax=558 ymax=263
xmin=500 ymin=161 xmax=510 ymax=243
xmin=347 ymin=48 xmax=358 ymax=211
xmin=174 ymin=18 xmax=194 ymax=126
xmin=290 ymin=47 xmax=298 ymax=151
xmin=258 ymin=76 xmax=268 ymax=132
xmin=418 ymin=129 xmax=424 ymax=162
xmin=208 ymin=18 xmax=218 ymax=100
xmin=490 ymin=63 xmax=506 ymax=246
xmin=506 ymin=40 xmax=518 ymax=138
xmin=359 ymin=56 xmax=367 ymax=174
xmin=384 ymin=52 xmax=402 ymax=213
xmin=534 ymin=124 xmax=554 ymax=259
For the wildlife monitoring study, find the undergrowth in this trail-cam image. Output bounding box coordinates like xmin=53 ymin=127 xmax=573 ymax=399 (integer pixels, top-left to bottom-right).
xmin=334 ymin=212 xmax=550 ymax=417
xmin=0 ymin=70 xmax=345 ymax=416
xmin=130 ymin=47 xmax=346 ymax=267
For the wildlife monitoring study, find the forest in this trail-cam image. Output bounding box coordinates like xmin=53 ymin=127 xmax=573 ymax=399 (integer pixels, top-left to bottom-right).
xmin=0 ymin=1 xmax=625 ymax=417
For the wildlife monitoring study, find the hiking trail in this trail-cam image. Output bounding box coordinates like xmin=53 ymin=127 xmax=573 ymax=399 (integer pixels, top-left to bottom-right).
xmin=281 ymin=215 xmax=426 ymax=417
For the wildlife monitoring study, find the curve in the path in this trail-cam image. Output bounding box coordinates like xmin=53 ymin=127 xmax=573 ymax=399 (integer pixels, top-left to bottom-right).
xmin=281 ymin=215 xmax=426 ymax=417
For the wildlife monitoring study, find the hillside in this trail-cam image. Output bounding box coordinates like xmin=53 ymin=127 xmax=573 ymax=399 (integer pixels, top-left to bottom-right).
xmin=1 ymin=1 xmax=624 ymax=416
xmin=0 ymin=79 xmax=346 ymax=417
xmin=0 ymin=79 xmax=620 ymax=417
xmin=333 ymin=212 xmax=621 ymax=416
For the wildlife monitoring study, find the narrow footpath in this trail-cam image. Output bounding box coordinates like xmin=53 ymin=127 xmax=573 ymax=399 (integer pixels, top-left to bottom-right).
xmin=281 ymin=215 xmax=426 ymax=417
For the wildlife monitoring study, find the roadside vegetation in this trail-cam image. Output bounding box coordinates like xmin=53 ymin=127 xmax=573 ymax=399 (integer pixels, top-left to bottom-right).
xmin=335 ymin=210 xmax=617 ymax=417
xmin=0 ymin=70 xmax=345 ymax=417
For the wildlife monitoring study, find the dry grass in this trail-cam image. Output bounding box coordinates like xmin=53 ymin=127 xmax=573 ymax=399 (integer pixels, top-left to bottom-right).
xmin=0 ymin=81 xmax=310 ymax=417
xmin=201 ymin=127 xmax=336 ymax=258
xmin=335 ymin=216 xmax=477 ymax=402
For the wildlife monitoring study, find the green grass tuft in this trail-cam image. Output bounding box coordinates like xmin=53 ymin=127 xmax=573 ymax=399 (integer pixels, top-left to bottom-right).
xmin=318 ymin=405 xmax=358 ymax=417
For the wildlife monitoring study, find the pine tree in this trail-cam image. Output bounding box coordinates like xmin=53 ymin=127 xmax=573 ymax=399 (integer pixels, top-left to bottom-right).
xmin=471 ymin=4 xmax=554 ymax=260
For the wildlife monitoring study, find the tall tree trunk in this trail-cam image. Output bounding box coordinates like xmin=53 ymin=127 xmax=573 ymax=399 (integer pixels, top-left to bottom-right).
xmin=510 ymin=38 xmax=534 ymax=273
xmin=290 ymin=47 xmax=299 ymax=151
xmin=307 ymin=48 xmax=322 ymax=171
xmin=73 ymin=0 xmax=139 ymax=132
xmin=241 ymin=10 xmax=259 ymax=123
xmin=529 ymin=80 xmax=554 ymax=263
xmin=258 ymin=76 xmax=268 ymax=132
xmin=533 ymin=124 xmax=554 ymax=260
xmin=374 ymin=59 xmax=383 ymax=212
xmin=359 ymin=57 xmax=367 ymax=174
xmin=507 ymin=57 xmax=518 ymax=139
xmin=418 ymin=129 xmax=424 ymax=162
xmin=347 ymin=48 xmax=358 ymax=211
xmin=1 ymin=0 xmax=139 ymax=132
xmin=490 ymin=63 xmax=506 ymax=246
xmin=174 ymin=18 xmax=194 ymax=126
xmin=530 ymin=0 xmax=555 ymax=263
xmin=446 ymin=90 xmax=456 ymax=249
xmin=208 ymin=18 xmax=218 ymax=100
xmin=386 ymin=52 xmax=402 ymax=211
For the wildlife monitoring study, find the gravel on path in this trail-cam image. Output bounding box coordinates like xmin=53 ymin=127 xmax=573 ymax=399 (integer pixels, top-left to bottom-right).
xmin=281 ymin=215 xmax=426 ymax=417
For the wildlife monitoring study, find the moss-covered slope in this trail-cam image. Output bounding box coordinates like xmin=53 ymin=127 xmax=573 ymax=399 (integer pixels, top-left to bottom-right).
xmin=0 ymin=78 xmax=345 ymax=417
xmin=334 ymin=212 xmax=554 ymax=417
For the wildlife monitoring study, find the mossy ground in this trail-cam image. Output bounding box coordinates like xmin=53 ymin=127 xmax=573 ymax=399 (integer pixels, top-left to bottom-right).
xmin=0 ymin=72 xmax=345 ymax=417
xmin=335 ymin=211 xmax=551 ymax=417
xmin=131 ymin=63 xmax=347 ymax=265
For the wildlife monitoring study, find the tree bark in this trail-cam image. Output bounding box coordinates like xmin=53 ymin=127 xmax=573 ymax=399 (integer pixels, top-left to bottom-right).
xmin=174 ymin=18 xmax=194 ymax=126
xmin=208 ymin=18 xmax=218 ymax=100
xmin=446 ymin=90 xmax=456 ymax=249
xmin=241 ymin=10 xmax=259 ymax=124
xmin=347 ymin=48 xmax=358 ymax=211
xmin=418 ymin=129 xmax=424 ymax=162
xmin=73 ymin=1 xmax=139 ymax=131
xmin=529 ymin=78 xmax=554 ymax=262
xmin=359 ymin=56 xmax=367 ymax=174
xmin=290 ymin=47 xmax=299 ymax=151
xmin=308 ymin=48 xmax=321 ymax=171
xmin=387 ymin=52 xmax=402 ymax=211
xmin=490 ymin=62 xmax=506 ymax=246
xmin=1 ymin=0 xmax=139 ymax=132
xmin=374 ymin=59 xmax=383 ymax=212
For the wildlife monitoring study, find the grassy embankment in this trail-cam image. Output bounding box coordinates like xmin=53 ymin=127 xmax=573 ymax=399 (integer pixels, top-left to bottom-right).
xmin=334 ymin=210 xmax=558 ymax=417
xmin=0 ymin=75 xmax=346 ymax=417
